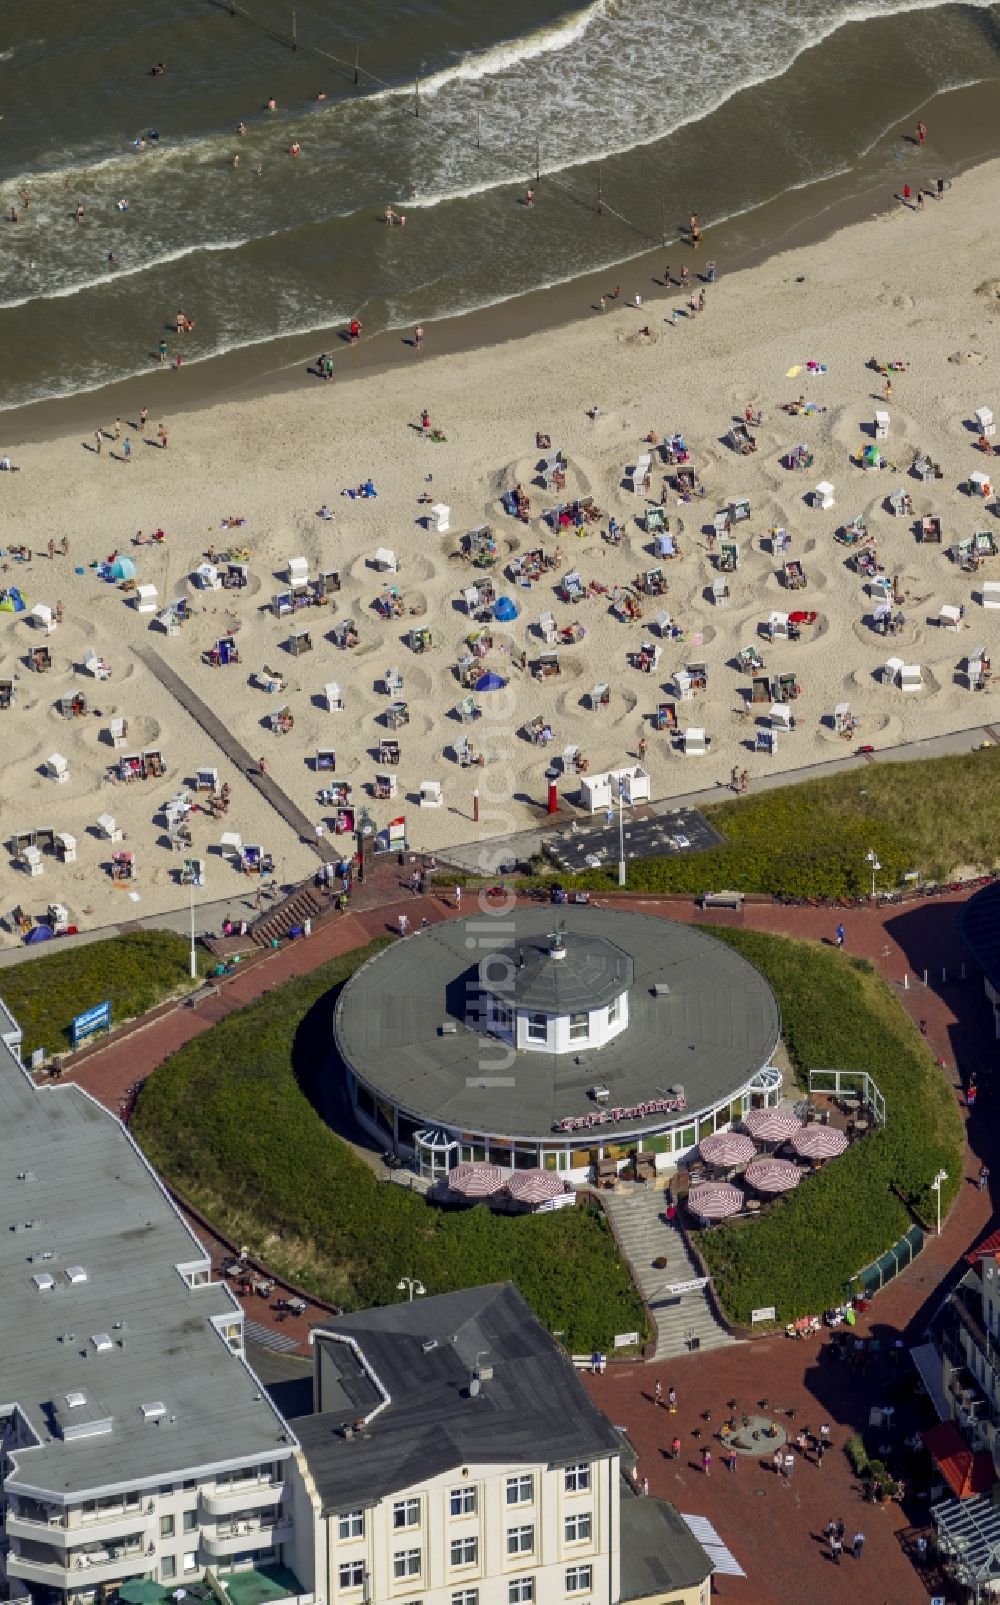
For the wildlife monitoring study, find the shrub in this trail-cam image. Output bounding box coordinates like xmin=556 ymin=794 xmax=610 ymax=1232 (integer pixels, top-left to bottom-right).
xmin=131 ymin=940 xmax=647 ymax=1353
xmin=1 ymin=931 xmax=208 ymax=1057
xmin=697 ymin=930 xmax=963 ymax=1324
xmin=845 ymin=1434 xmax=869 ymax=1476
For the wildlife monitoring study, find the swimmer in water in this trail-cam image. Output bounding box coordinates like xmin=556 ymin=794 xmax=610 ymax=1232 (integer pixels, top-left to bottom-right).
xmin=74 ymin=203 xmax=85 ymax=221
xmin=289 ymin=142 xmax=301 ymax=157
xmin=107 ymin=251 xmax=120 ymax=264
xmin=236 ymin=122 xmax=247 ymax=136
xmin=117 ymin=198 xmax=129 ymax=212
xmin=150 ymin=62 xmax=166 ymax=76
xmin=314 ymin=91 xmax=327 ymax=102
xmin=266 ymin=97 xmax=277 ymax=111
xmin=231 ymin=153 xmax=241 ymax=168
xmin=255 ymin=164 xmax=263 ymax=177
xmin=8 ymin=207 xmax=18 ymax=223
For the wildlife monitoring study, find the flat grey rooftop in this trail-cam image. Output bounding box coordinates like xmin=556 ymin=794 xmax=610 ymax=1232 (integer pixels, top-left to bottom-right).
xmin=334 ymin=908 xmax=780 ymax=1141
xmin=291 ymin=1284 xmax=621 ymax=1512
xmin=0 ymin=1034 xmax=293 ymax=1499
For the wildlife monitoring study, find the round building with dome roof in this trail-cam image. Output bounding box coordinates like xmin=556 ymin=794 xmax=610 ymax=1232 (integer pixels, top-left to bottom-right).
xmin=334 ymin=907 xmax=783 ymax=1184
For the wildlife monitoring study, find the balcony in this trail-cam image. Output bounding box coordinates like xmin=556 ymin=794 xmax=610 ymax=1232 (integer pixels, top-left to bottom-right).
xmin=200 ymin=1481 xmax=285 ymax=1518
xmin=201 ymin=1518 xmax=293 ymax=1558
xmin=6 ymin=1509 xmax=154 ymax=1549
xmin=7 ymin=1540 xmax=152 ymax=1588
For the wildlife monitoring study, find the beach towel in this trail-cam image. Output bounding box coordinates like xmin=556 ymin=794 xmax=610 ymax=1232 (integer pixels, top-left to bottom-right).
xmin=785 ymin=365 xmax=802 ymax=378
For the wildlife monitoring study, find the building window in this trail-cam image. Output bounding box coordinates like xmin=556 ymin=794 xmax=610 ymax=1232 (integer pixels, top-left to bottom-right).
xmin=451 ymin=1593 xmax=478 ymax=1605
xmin=505 ymin=1474 xmax=533 ymax=1506
xmin=564 ymin=1463 xmax=590 ymax=1493
xmin=393 ymin=1497 xmax=421 ymax=1530
xmin=526 ymin=1014 xmax=547 ymax=1043
xmin=506 ymin=1525 xmax=534 ymax=1557
xmin=160 ymin=1515 xmax=175 ymax=1539
xmin=569 ymin=1012 xmax=588 ymax=1042
xmin=565 ymin=1513 xmax=592 ymax=1543
xmin=508 ymin=1579 xmax=534 ymax=1605
xmin=393 ymin=1549 xmax=421 ymax=1580
xmin=450 ymin=1488 xmax=477 ymax=1517
xmin=182 ymin=1511 xmax=197 ymax=1532
xmin=566 ymin=1567 xmax=592 ymax=1594
xmin=339 ymin=1563 xmax=365 ymax=1591
xmin=608 ymin=996 xmax=620 ymax=1025
xmin=491 ymin=999 xmax=514 ymax=1035
xmin=161 ymin=1558 xmax=177 ymax=1582
xmin=450 ymin=1537 xmax=478 ymax=1568
xmin=338 ymin=1510 xmax=365 ymax=1541
xmin=182 ymin=1553 xmax=198 ymax=1575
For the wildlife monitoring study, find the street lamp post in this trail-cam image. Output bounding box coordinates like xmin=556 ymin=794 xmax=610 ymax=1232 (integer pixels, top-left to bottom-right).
xmin=189 ymin=877 xmax=198 ymax=980
xmin=865 ymin=848 xmax=881 ymax=902
xmin=614 ymin=777 xmax=629 ymax=888
xmin=930 ymin=1169 xmax=948 ymax=1236
xmin=397 ymin=1276 xmax=426 ymax=1302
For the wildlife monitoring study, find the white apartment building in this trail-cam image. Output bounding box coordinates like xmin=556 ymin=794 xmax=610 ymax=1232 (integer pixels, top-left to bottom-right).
xmin=291 ymin=1286 xmax=712 ymax=1605
xmin=0 ymin=1023 xmax=319 ymax=1605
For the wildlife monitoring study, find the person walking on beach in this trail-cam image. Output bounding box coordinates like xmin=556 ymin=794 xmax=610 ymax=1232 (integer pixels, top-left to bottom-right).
xmin=94 ymin=428 xmax=102 ymax=455
xmin=414 ymin=324 xmax=424 ymax=350
xmin=916 ymin=120 xmax=926 ymax=146
xmin=158 ymin=339 xmax=168 ymax=363
xmin=599 ymin=294 xmax=606 ymax=312
xmin=113 ymin=416 xmax=121 ymax=440
xmin=884 ymin=377 xmax=893 ymax=402
xmin=158 ymin=423 xmax=168 ymax=449
xmin=123 ymin=438 xmax=132 ymax=464
xmin=139 ymin=406 xmax=148 ymax=433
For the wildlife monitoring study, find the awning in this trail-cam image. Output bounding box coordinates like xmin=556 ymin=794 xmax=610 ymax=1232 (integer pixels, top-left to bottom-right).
xmin=922 ymin=1421 xmax=995 ymax=1498
xmin=911 ymin=1341 xmax=950 ymax=1422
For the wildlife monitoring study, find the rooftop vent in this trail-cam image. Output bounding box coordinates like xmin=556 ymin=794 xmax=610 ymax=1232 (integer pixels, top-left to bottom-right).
xmin=65 ymin=1392 xmax=87 ymax=1409
xmin=90 ymin=1333 xmax=113 ymax=1354
xmin=652 ymin=983 xmax=671 ymax=997
xmin=32 ymin=1272 xmax=55 ymax=1292
xmin=421 ymin=1338 xmax=438 ymax=1354
xmin=475 ymin=1364 xmax=494 ymax=1383
xmin=439 ymin=1022 xmax=458 ymax=1035
xmin=65 ymin=1266 xmax=87 ymax=1285
xmin=140 ymin=1402 xmax=166 ymax=1422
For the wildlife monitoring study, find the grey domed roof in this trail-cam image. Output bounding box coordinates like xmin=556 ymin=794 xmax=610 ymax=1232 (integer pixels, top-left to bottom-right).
xmin=482 ymin=927 xmax=633 ymax=1013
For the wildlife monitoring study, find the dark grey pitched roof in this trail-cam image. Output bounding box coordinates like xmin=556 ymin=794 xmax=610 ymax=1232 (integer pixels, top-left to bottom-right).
xmin=485 ymin=929 xmax=633 ymax=1012
xmin=291 ymin=1284 xmax=621 ymax=1512
xmin=619 ymin=1496 xmax=714 ymax=1598
xmin=334 ymin=908 xmax=780 ymax=1141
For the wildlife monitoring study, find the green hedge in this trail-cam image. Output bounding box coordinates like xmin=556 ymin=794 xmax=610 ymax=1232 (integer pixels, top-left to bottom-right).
xmin=131 ymin=941 xmax=646 ymax=1353
xmin=538 ymin=746 xmax=1000 ymax=899
xmin=696 ymin=930 xmax=963 ymax=1324
xmin=0 ymin=931 xmax=208 ymax=1057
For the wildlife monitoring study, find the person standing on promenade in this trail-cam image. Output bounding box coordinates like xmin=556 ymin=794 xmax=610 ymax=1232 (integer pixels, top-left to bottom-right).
xmin=835 ymin=923 xmax=845 ymax=948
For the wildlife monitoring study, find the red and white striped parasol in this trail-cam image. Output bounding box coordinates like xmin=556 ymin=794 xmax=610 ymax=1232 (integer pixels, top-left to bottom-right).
xmin=791 ymin=1125 xmax=849 ymax=1161
xmin=506 ymin=1169 xmax=566 ymax=1205
xmin=699 ymin=1132 xmax=757 ymax=1168
xmin=448 ymin=1162 xmax=505 ymax=1198
xmin=687 ymin=1182 xmax=744 ymax=1220
xmin=744 ymin=1107 xmax=802 ymax=1144
xmin=744 ymin=1156 xmax=802 ymax=1194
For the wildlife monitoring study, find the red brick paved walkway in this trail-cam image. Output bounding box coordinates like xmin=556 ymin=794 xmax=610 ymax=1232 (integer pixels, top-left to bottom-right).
xmin=65 ymin=884 xmax=996 ymax=1601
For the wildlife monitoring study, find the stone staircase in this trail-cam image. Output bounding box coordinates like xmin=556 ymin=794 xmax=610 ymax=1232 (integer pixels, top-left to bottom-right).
xmin=601 ymin=1185 xmax=739 ymax=1362
xmin=251 ymin=885 xmax=326 ymax=948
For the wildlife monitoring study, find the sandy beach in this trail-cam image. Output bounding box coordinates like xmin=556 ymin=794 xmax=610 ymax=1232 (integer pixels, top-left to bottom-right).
xmin=1 ymin=157 xmax=999 ymax=939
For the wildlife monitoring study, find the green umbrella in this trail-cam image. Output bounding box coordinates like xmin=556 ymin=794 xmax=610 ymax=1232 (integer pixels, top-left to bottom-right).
xmin=118 ymin=1581 xmax=170 ymax=1604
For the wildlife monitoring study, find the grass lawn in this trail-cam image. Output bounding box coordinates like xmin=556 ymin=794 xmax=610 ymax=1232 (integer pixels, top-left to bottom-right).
xmin=450 ymin=745 xmax=1000 ymax=899
xmin=131 ymin=939 xmax=647 ymax=1353
xmin=0 ymin=930 xmax=209 ymax=1058
xmin=696 ymin=929 xmax=964 ymax=1324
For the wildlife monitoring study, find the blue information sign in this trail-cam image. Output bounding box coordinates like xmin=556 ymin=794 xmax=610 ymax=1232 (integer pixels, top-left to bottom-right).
xmin=71 ymin=999 xmax=112 ymax=1049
